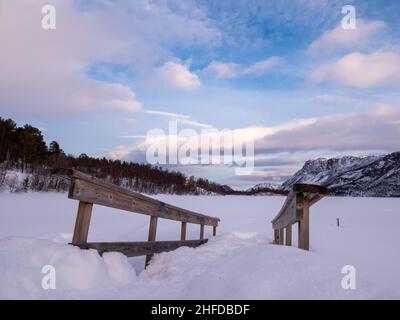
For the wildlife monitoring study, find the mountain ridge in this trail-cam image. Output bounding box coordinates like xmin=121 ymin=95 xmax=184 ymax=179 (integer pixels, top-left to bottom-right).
xmin=280 ymin=151 xmax=400 ymax=197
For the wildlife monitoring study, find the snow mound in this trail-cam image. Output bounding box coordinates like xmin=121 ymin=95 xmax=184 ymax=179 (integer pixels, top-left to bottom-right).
xmin=0 ymin=234 xmax=383 ymax=299
xmin=0 ymin=237 xmax=137 ymax=299
xmin=142 ymin=234 xmax=378 ymax=300
xmin=1 ymin=193 xmax=398 ymax=299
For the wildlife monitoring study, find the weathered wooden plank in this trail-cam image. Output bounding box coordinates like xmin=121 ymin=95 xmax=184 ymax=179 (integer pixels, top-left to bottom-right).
xmin=271 ymin=190 xmax=295 ymax=228
xmin=200 ymin=224 xmax=204 ymax=240
xmin=71 ymin=240 xmax=209 ymax=257
xmin=72 ymin=201 xmax=93 ymax=244
xmin=298 ymin=199 xmax=310 ymax=250
xmin=292 ymin=183 xmax=327 ymax=195
xmin=271 ymin=183 xmax=326 ymax=251
xmin=147 ymin=216 xmax=158 ymax=241
xmin=69 ymin=172 xmax=219 ymax=226
xmin=285 ymin=224 xmax=292 ymax=246
xmin=272 ymin=191 xmax=304 ymax=229
xmin=181 ymin=222 xmax=187 ymax=240
xmin=305 ymin=193 xmax=325 ymax=207
xmin=279 ymin=228 xmax=284 ymax=245
xmin=145 ymin=216 xmax=158 ymax=266
xmin=272 ymin=190 xmax=295 ymax=222
xmin=274 ymin=229 xmax=279 ymax=244
xmin=271 ymin=184 xmax=325 ymax=230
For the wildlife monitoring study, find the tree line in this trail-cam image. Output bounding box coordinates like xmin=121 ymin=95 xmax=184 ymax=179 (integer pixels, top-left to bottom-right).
xmin=0 ymin=116 xmax=285 ymax=195
xmin=0 ymin=116 xmax=239 ymax=194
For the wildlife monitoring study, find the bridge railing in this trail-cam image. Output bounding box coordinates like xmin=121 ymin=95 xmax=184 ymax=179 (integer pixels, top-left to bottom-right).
xmin=271 ymin=183 xmax=327 ymax=250
xmin=66 ymin=170 xmax=220 ymax=266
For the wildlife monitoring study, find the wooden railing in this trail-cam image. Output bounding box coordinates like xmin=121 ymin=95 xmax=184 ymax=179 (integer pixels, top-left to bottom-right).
xmin=271 ymin=184 xmax=327 ymax=250
xmin=67 ymin=170 xmax=220 ymax=266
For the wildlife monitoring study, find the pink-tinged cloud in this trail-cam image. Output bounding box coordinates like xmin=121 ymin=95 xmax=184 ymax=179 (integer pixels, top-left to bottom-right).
xmin=203 ymin=57 xmax=282 ymax=79
xmin=0 ymin=0 xmax=220 ymax=118
xmin=156 ymin=62 xmax=201 ymax=91
xmin=308 ymin=20 xmax=386 ymax=55
xmin=309 ymin=52 xmax=400 ymax=88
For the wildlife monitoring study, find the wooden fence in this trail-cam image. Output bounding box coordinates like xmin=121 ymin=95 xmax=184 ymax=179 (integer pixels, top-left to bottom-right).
xmin=271 ymin=183 xmax=327 ymax=250
xmin=67 ymin=170 xmax=220 ymax=266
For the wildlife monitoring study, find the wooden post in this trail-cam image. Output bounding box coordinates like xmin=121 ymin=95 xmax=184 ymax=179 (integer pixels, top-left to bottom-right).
xmin=145 ymin=216 xmax=158 ymax=267
xmin=181 ymin=222 xmax=187 ymax=240
xmin=200 ymin=224 xmax=204 ymax=240
xmin=274 ymin=229 xmax=279 ymax=244
xmin=298 ymin=199 xmax=310 ymax=250
xmin=279 ymin=228 xmax=284 ymax=245
xmin=285 ymin=224 xmax=292 ymax=246
xmin=213 ymin=225 xmax=217 ymax=236
xmin=72 ymin=201 xmax=93 ymax=244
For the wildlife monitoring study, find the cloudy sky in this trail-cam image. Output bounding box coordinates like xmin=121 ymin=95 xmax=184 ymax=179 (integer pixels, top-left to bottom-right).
xmin=1 ymin=0 xmax=400 ymax=188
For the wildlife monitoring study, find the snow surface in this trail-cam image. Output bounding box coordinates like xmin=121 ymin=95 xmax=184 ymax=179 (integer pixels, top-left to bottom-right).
xmin=0 ymin=192 xmax=399 ymax=299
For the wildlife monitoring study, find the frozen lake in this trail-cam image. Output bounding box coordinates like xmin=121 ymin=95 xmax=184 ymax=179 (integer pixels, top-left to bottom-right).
xmin=0 ymin=192 xmax=399 ymax=299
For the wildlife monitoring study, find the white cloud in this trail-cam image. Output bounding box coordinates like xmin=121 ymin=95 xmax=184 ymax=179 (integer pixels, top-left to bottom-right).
xmin=0 ymin=0 xmax=143 ymax=117
xmin=309 ymin=52 xmax=400 ymax=88
xmin=308 ymin=95 xmax=370 ymax=108
xmin=241 ymin=57 xmax=282 ymax=76
xmin=107 ymin=105 xmax=400 ymax=185
xmin=110 ymin=105 xmax=400 ymax=162
xmin=308 ymin=20 xmax=386 ymax=55
xmin=255 ymin=105 xmax=400 ymax=152
xmin=108 ymin=145 xmax=136 ymax=160
xmin=73 ymin=83 xmax=142 ymax=113
xmin=203 ymin=57 xmax=281 ymax=79
xmin=107 ymin=116 xmax=317 ymax=164
xmin=157 ymin=62 xmax=201 ymax=90
xmin=0 ymin=0 xmax=220 ymax=118
xmin=144 ymin=110 xmax=212 ymax=129
xmin=235 ymin=168 xmax=296 ymax=180
xmin=202 ymin=61 xmax=239 ymax=79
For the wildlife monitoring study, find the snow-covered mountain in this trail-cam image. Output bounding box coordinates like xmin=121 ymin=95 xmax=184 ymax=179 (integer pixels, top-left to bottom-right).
xmin=250 ymin=182 xmax=281 ymax=190
xmin=246 ymin=182 xmax=286 ymax=195
xmin=281 ymin=151 xmax=400 ymax=197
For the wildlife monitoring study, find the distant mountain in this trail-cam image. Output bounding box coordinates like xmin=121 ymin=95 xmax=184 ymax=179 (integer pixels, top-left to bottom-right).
xmin=250 ymin=182 xmax=281 ymax=190
xmin=246 ymin=182 xmax=287 ymax=196
xmin=281 ymin=151 xmax=400 ymax=197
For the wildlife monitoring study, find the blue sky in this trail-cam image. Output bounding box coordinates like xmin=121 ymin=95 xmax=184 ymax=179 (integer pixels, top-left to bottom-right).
xmin=1 ymin=0 xmax=400 ymax=188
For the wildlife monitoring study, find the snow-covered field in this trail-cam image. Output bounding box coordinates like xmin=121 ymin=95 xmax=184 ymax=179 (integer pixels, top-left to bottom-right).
xmin=0 ymin=192 xmax=399 ymax=299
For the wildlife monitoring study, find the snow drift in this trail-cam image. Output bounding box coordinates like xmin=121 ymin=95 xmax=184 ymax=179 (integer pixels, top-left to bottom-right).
xmin=0 ymin=192 xmax=399 ymax=299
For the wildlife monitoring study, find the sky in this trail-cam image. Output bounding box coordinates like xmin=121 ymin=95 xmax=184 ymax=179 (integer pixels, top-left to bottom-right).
xmin=1 ymin=0 xmax=400 ymax=189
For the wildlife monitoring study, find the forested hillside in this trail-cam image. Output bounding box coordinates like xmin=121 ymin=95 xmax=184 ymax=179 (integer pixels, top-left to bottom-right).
xmin=0 ymin=116 xmax=235 ymax=195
